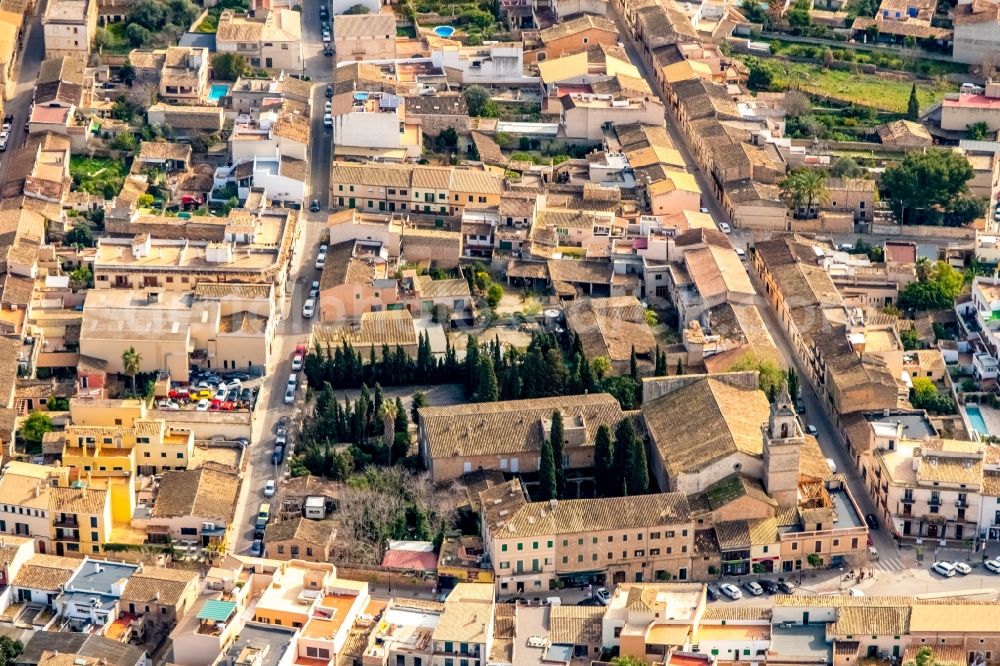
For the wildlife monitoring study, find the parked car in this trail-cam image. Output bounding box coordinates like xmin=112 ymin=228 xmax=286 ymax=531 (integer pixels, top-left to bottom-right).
xmin=759 ymin=579 xmax=779 ymax=594
xmin=325 ymin=84 xmax=333 ymax=98
xmin=777 ymin=580 xmax=796 ymax=594
xmin=309 ymin=280 xmax=320 ymax=298
xmin=284 ymin=387 xmax=295 ymax=404
xmin=292 ymin=354 xmax=304 ymax=371
xmin=323 ymin=113 xmax=332 ymax=128
xmin=706 ymin=586 xmax=719 ymax=601
xmin=250 ymin=539 xmax=263 ymax=556
xmin=805 ymin=424 xmax=818 ymax=436
xmin=276 ymin=434 xmax=287 ymax=448
xmin=595 ymin=587 xmax=610 ymax=605
xmin=720 ymin=583 xmax=742 ymax=600
xmin=932 ymin=561 xmax=956 ymax=578
xmin=865 ymin=513 xmax=879 ymax=530
xmin=240 ymin=388 xmax=253 ymax=403
xmin=226 ymin=372 xmax=250 ymax=381
xmin=952 ymin=561 xmax=972 ymax=575
xmin=227 ymin=388 xmax=239 ymax=403
xmin=196 ymin=398 xmax=210 ymax=411
xmin=214 ymin=387 xmax=228 ymax=401
xmin=718 ymin=222 xmax=732 ymax=233
xmin=984 ymin=559 xmax=1000 ymax=574
xmin=302 ymin=298 xmax=316 ymax=318
xmin=315 ymin=252 xmax=327 ymax=270
xmin=263 ymin=479 xmax=276 ymax=497
xmin=324 ymin=100 xmax=332 ymax=113
xmin=744 ymin=581 xmax=763 ymax=596
xmin=323 ymin=45 xmax=333 ymax=57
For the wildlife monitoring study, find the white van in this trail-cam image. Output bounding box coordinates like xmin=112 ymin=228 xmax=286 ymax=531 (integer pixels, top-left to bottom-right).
xmin=826 ymin=458 xmax=837 ymax=474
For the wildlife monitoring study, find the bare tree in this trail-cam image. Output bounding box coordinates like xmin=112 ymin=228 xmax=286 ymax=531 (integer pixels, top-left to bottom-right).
xmin=782 ymin=90 xmax=811 ymax=118
xmin=128 ymin=81 xmax=159 ymax=112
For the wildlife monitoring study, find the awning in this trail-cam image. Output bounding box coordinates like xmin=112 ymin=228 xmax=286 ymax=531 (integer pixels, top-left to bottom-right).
xmin=334 ymin=145 xmax=407 ymax=160
xmin=196 ymin=600 xmax=236 ymax=622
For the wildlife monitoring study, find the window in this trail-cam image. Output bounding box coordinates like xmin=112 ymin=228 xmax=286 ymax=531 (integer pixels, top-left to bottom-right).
xmin=792 ymin=542 xmax=799 ymax=550
xmin=90 ymin=517 xmax=98 ymax=528
xmin=578 ymin=538 xmax=583 ymax=545
xmin=650 ymin=548 xmax=660 ymax=556
xmin=501 ymin=544 xmax=507 ymax=552
xmin=532 ymin=541 xmax=538 ymax=550
xmin=517 ymin=543 xmax=523 ymax=551
xmin=547 ymin=540 xmax=553 ymax=548
xmin=306 ymin=648 xmax=331 ymax=659
xmin=634 ymin=550 xmax=644 ymax=557
xmin=665 ymin=531 xmax=674 ymax=538
xmin=650 ymin=532 xmax=660 ymax=539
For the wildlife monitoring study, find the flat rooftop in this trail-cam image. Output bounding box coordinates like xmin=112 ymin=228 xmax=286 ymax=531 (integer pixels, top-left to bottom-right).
xmin=225 ymin=622 xmax=296 ymax=666
xmin=829 ymin=488 xmax=863 ymax=528
xmin=769 ymin=624 xmax=831 ymax=663
xmin=864 ymin=410 xmax=936 ymax=439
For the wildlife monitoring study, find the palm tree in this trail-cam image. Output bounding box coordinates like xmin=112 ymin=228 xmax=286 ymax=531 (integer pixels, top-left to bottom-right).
xmin=780 ymin=169 xmax=830 ymax=219
xmin=379 ymin=400 xmax=397 ymax=446
xmin=915 ymin=256 xmax=932 ymax=282
xmin=121 ymin=346 xmax=142 ymax=394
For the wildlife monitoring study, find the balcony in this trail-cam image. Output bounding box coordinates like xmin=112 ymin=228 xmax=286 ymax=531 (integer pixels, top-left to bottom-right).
xmin=929 ymin=497 xmax=942 ymax=507
xmin=956 ymin=499 xmax=969 ymax=508
xmin=53 ymin=516 xmax=78 ymax=528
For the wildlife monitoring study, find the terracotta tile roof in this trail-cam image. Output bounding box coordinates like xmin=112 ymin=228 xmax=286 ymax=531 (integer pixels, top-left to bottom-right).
xmin=219 ymin=311 xmax=269 ymax=335
xmin=831 ymin=606 xmax=909 ymax=636
xmin=643 ymin=376 xmax=771 ymax=476
xmin=48 ymin=485 xmax=108 ymax=515
xmin=702 ymin=605 xmax=771 ymax=621
xmin=414 ymin=275 xmax=471 ymax=299
xmin=381 ymin=548 xmax=438 ymax=571
xmin=549 ymin=605 xmax=604 ymax=644
xmin=954 ymin=0 xmax=1000 ymax=24
xmin=419 ymin=393 xmax=623 ymax=460
xmin=313 ymin=310 xmax=418 ymax=349
xmin=412 ymin=165 xmax=451 ymax=190
xmin=495 ymin=492 xmax=691 ymax=538
xmin=120 ymin=566 xmax=198 ymax=605
xmin=333 ymin=13 xmax=395 ymax=39
xmin=12 ymin=554 xmax=79 ymax=590
xmin=705 ymin=474 xmax=777 ymax=511
xmin=151 ymin=464 xmax=240 ymax=521
xmin=565 ymin=296 xmax=657 ymax=362
xmin=265 ymin=517 xmax=336 ymax=547
xmin=329 ymin=161 xmax=412 ymax=188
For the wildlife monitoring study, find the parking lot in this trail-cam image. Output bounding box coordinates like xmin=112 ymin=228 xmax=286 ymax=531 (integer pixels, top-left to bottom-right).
xmin=154 ymin=368 xmax=262 ymax=413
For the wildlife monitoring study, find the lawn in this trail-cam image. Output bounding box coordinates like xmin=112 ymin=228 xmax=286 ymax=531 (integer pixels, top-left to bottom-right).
xmin=99 ymin=21 xmax=133 ymax=55
xmin=70 ymin=155 xmax=130 ymax=198
xmin=774 ymin=62 xmax=954 ymax=114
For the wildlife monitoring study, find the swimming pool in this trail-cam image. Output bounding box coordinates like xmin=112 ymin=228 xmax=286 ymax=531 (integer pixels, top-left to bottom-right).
xmin=966 ymin=404 xmax=989 ymax=436
xmin=433 ymin=25 xmax=456 ymax=38
xmin=208 ymin=83 xmax=229 ymax=104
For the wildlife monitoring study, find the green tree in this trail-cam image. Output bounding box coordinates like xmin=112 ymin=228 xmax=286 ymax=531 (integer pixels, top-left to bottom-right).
xmin=626 ymin=437 xmax=649 ymax=495
xmin=594 ymin=424 xmax=615 ymax=497
xmin=830 ymin=156 xmax=865 ymax=178
xmin=538 ymin=439 xmax=557 ymax=500
xmin=20 ymin=411 xmax=53 ymax=450
xmin=900 ymin=326 xmax=919 ymax=350
xmin=125 ymin=22 xmax=152 ymax=46
xmin=549 ymin=410 xmax=564 ymax=497
xmin=806 ymin=553 xmax=824 ymax=569
xmin=378 ymin=399 xmax=397 ymax=447
xmin=0 ymin=636 xmax=22 ymax=666
xmin=65 ymin=221 xmax=94 ymax=247
xmin=676 ymin=358 xmax=684 ymax=375
xmin=590 ymin=356 xmax=611 ymax=381
xmin=122 ymin=346 xmax=142 ymax=393
xmin=740 ymin=0 xmax=767 ymax=23
xmin=463 ymin=85 xmax=501 ymax=118
xmin=611 ymin=656 xmax=649 ymax=666
xmin=654 ymin=345 xmax=667 ymax=376
xmin=471 ymin=357 xmax=499 ymax=402
xmin=629 ymin=345 xmax=639 ymax=381
xmin=907 ymin=83 xmax=920 ymax=120
xmin=746 ymin=57 xmax=776 ymax=91
xmin=614 ymin=418 xmax=635 ymax=481
xmin=486 ymin=283 xmax=504 ymax=307
xmin=729 ymin=354 xmax=786 ymax=399
xmin=881 ymin=150 xmax=977 ymax=227
xmin=120 ymin=59 xmax=136 ymax=86
xmin=344 ymin=2 xmax=371 ymax=11
xmin=967 ymin=121 xmax=991 ymax=140
xmin=111 ymin=132 xmax=138 ymax=152
xmin=212 ymin=52 xmax=250 ymax=81
xmin=465 ymin=335 xmax=480 ymax=397
xmin=897 ymin=260 xmax=964 ymax=310
xmin=911 ymin=376 xmax=937 ymax=403
xmin=780 ymin=169 xmax=830 ymax=219
xmin=787 ymin=367 xmax=799 ymax=404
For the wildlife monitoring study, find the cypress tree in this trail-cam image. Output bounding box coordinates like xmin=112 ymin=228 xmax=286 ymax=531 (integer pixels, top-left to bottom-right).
xmin=627 ymin=437 xmax=649 ymax=495
xmin=654 ymin=344 xmax=666 ymax=376
xmin=549 ymin=410 xmax=565 ymax=497
xmin=594 ymin=424 xmax=614 ymax=497
xmin=471 ymin=356 xmax=499 ymax=402
xmin=907 ymin=83 xmax=919 ymax=120
xmin=676 ymin=358 xmax=684 ymax=375
xmin=394 ymin=396 xmax=408 ymax=436
xmin=465 ymin=335 xmax=480 ymax=397
xmin=538 ymin=439 xmax=557 ymax=500
xmin=580 ymin=351 xmax=594 ymax=392
xmin=630 ymin=345 xmax=639 ymax=381
xmin=493 ymin=334 xmax=502 ymax=372
xmin=410 ymin=390 xmax=428 ymax=424
xmin=787 ymin=368 xmax=799 ymax=403
xmin=614 ymin=418 xmax=635 ymax=482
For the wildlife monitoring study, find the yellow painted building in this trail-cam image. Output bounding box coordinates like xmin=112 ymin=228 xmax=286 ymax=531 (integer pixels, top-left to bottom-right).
xmin=48 ymin=483 xmax=113 ymax=558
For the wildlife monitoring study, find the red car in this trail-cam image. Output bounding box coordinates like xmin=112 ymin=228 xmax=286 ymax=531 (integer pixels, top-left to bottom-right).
xmin=220 ymin=401 xmax=235 ymax=411
xmin=169 ymin=389 xmax=190 ymax=401
xmin=294 ymin=344 xmax=307 ymax=357
xmin=180 ymin=195 xmax=203 ymax=206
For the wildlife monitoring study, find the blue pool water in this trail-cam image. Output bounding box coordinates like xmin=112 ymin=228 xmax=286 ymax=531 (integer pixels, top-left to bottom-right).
xmin=966 ymin=404 xmax=989 ymax=436
xmin=208 ymin=83 xmax=229 ymax=104
xmin=433 ymin=25 xmax=456 ymax=38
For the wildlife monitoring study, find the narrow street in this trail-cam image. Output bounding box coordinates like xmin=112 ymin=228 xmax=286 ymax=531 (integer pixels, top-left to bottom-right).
xmin=0 ymin=0 xmax=48 ymax=188
xmin=605 ymin=1 xmax=903 ymax=567
xmin=229 ymin=0 xmax=333 ymax=554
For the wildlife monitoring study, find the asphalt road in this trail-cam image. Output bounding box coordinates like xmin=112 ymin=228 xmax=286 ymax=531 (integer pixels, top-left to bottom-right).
xmin=230 ymin=0 xmax=333 ymax=554
xmin=0 ymin=0 xmax=47 ymax=189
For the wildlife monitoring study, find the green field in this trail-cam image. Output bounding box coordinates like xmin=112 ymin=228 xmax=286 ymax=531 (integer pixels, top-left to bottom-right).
xmin=70 ymin=155 xmax=129 ymax=198
xmin=774 ymin=62 xmax=954 ymax=113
